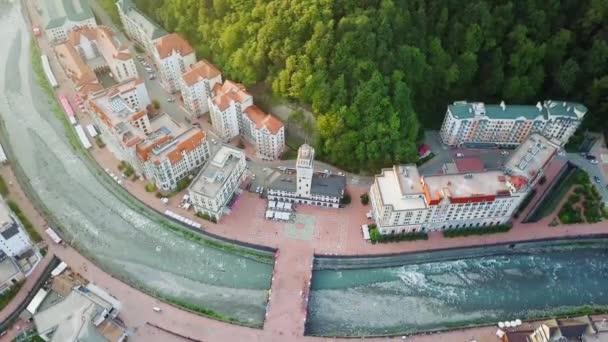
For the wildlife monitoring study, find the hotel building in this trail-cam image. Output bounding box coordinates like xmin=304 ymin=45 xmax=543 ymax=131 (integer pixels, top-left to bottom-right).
xmin=242 ymin=106 xmax=285 ymax=160
xmin=188 ymin=145 xmax=246 ymax=221
xmin=153 ymin=33 xmax=196 ymax=93
xmin=440 ymin=100 xmax=587 ymax=147
xmin=116 ymin=0 xmax=167 ymax=54
xmin=370 ymin=134 xmax=560 ymax=235
xmin=38 ymin=0 xmax=96 ymax=42
xmin=267 ymin=144 xmax=346 ymax=208
xmin=179 ymin=60 xmax=223 ymax=117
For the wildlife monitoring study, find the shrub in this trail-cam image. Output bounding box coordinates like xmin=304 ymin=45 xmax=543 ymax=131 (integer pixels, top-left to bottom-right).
xmin=145 ymin=183 xmax=157 ymax=192
xmin=175 ymin=177 xmax=192 ymax=192
xmin=0 ymin=281 xmax=24 ymax=310
xmin=95 ymin=136 xmax=105 ymax=148
xmin=152 ymin=99 xmax=161 ymax=110
xmin=360 ymin=193 xmax=369 ymax=205
xmin=369 ymin=227 xmax=428 ymax=243
xmin=0 ymin=175 xmax=8 ymax=196
xmin=341 ymin=193 xmax=351 ymax=205
xmin=155 ymin=192 xmax=163 ymax=198
xmin=6 ymin=200 xmax=43 ymax=242
xmin=442 ymin=224 xmax=512 ymax=238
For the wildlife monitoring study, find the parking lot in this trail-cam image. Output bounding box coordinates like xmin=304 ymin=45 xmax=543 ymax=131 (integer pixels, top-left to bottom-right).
xmin=420 ymin=131 xmax=512 ymax=175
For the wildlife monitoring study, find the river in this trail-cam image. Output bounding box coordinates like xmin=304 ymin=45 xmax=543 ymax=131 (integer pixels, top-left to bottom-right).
xmin=0 ymin=0 xmax=272 ymax=326
xmin=307 ymin=240 xmax=608 ymax=336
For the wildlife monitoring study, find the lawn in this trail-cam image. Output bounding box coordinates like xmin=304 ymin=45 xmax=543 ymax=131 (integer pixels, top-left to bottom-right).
xmin=0 ymin=281 xmax=24 ymax=311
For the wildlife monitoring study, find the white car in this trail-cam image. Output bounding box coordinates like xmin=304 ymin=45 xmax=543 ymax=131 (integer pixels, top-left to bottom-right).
xmin=456 ymin=153 xmax=464 ymax=158
xmin=167 ymin=98 xmax=175 ymax=103
xmin=590 ymin=159 xmax=599 ymax=164
xmin=211 ymin=138 xmax=217 ymax=145
xmin=500 ymin=150 xmax=510 ymax=155
xmin=145 ymin=67 xmax=153 ymax=72
xmin=558 ymin=151 xmax=566 ymax=156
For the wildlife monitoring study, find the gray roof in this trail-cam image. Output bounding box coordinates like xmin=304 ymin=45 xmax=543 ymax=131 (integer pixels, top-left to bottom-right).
xmin=0 ymin=253 xmax=20 ymax=284
xmin=0 ymin=222 xmax=19 ymax=240
xmin=448 ymin=100 xmax=587 ymax=121
xmin=40 ymin=0 xmax=95 ymax=30
xmin=116 ymin=0 xmax=167 ymax=40
xmin=270 ymin=173 xmax=346 ymax=198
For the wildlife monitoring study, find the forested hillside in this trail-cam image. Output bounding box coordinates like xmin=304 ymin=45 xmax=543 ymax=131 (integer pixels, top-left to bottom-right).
xmin=132 ymin=0 xmax=607 ymax=172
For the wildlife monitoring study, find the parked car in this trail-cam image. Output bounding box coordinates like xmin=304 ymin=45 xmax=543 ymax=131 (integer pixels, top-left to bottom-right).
xmin=590 ymin=159 xmax=599 ymax=164
xmin=145 ymin=67 xmax=153 ymax=72
xmin=585 ymin=154 xmax=596 ymax=160
xmin=211 ymin=138 xmax=217 ymax=145
xmin=456 ymin=153 xmax=464 ymax=158
xmin=500 ymin=150 xmax=510 ymax=155
xmin=558 ymin=150 xmax=566 ymax=156
xmin=148 ymin=74 xmax=156 ymax=80
xmin=594 ymin=176 xmax=601 ymax=183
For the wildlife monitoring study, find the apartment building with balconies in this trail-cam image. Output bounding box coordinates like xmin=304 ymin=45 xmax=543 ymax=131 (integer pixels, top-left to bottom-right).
xmin=153 ymin=33 xmax=196 ymax=93
xmin=179 ymin=60 xmax=223 ymax=117
xmin=440 ymin=100 xmax=587 ymax=148
xmin=116 ymin=0 xmax=167 ymax=54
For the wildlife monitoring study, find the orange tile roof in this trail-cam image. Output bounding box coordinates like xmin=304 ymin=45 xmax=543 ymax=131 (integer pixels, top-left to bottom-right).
xmin=181 ymin=60 xmax=221 ymax=87
xmin=211 ymin=80 xmax=251 ymax=111
xmin=136 ymin=134 xmax=170 ymax=161
xmin=155 ymin=33 xmax=194 ymax=59
xmin=244 ymin=106 xmax=284 ymax=135
xmin=166 ymin=129 xmax=206 ymax=165
xmin=54 ymin=43 xmax=100 ymax=90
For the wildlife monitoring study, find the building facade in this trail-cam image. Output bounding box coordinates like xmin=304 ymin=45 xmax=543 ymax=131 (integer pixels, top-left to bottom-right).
xmin=138 ymin=127 xmax=210 ymax=191
xmin=370 ymin=134 xmax=560 ymax=235
xmin=208 ymin=81 xmax=253 ymax=141
xmin=440 ymin=100 xmax=587 ymax=147
xmin=188 ymin=145 xmax=246 ymax=221
xmin=116 ymin=0 xmax=167 ymax=54
xmin=39 ymin=0 xmax=96 ymax=42
xmin=66 ymin=26 xmax=138 ymax=83
xmin=242 ymin=106 xmax=285 ymax=160
xmin=153 ymin=33 xmax=196 ymax=93
xmin=87 ymin=79 xmax=151 ymax=175
xmin=267 ymin=145 xmax=346 ymax=208
xmin=179 ymin=60 xmax=223 ymax=117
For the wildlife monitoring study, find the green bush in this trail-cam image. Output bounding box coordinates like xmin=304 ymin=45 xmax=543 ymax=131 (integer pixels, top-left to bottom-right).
xmin=175 ymin=177 xmax=192 ymax=192
xmin=0 ymin=281 xmax=24 ymax=310
xmin=416 ymin=152 xmax=436 ymax=166
xmin=155 ymin=192 xmax=163 ymax=198
xmin=369 ymin=226 xmax=428 ymax=244
xmin=442 ymin=224 xmax=512 ymax=238
xmin=152 ymin=99 xmax=161 ymax=110
xmin=0 ymin=175 xmax=8 ymax=196
xmin=196 ymin=211 xmax=217 ymax=223
xmin=341 ymin=193 xmax=351 ymax=205
xmin=145 ymin=183 xmax=157 ymax=192
xmin=95 ymin=136 xmax=105 ymax=148
xmin=360 ymin=193 xmax=369 ymax=205
xmin=6 ymin=200 xmax=43 ymax=242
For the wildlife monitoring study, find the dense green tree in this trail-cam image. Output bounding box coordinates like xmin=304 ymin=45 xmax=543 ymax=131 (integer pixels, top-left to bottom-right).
xmin=130 ymin=0 xmax=608 ymax=172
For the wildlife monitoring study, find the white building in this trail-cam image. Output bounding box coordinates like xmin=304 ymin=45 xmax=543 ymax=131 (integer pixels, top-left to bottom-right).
xmin=188 ymin=145 xmax=246 ymax=221
xmin=267 ymin=144 xmax=346 ymax=208
xmin=370 ymin=133 xmax=560 ymax=235
xmin=65 ymin=26 xmax=138 ymax=83
xmin=440 ymin=100 xmax=587 ymax=148
xmin=0 ymin=198 xmax=33 ymax=258
xmin=116 ymin=0 xmax=167 ymax=54
xmin=208 ymin=81 xmax=253 ymax=141
xmin=242 ymin=106 xmax=285 ymax=160
xmin=179 ymin=60 xmax=223 ymax=117
xmin=38 ymin=0 xmax=96 ymax=42
xmin=87 ymin=79 xmax=151 ymax=175
xmin=34 ymin=285 xmax=126 ymax=342
xmin=0 ymin=253 xmax=24 ymax=294
xmin=153 ymin=33 xmax=196 ymax=93
xmin=137 ymin=124 xmax=210 ymax=191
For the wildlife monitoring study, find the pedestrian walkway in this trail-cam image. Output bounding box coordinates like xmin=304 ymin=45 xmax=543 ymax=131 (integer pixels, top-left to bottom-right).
xmin=264 ymin=241 xmax=314 ymax=338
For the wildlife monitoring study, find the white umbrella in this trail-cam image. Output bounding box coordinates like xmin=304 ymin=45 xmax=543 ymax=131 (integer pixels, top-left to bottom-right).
xmin=498 ymin=322 xmax=505 ymax=328
xmin=510 ymin=321 xmax=517 ymax=327
xmin=496 ymin=329 xmax=505 ymax=338
xmin=505 ymin=321 xmax=512 ymax=328
xmin=515 ymin=319 xmax=522 ymax=326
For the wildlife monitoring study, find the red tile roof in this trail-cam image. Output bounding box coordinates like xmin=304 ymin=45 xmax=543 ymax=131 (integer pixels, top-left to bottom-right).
xmin=155 ymin=33 xmax=194 ymax=59
xmin=244 ymin=106 xmax=284 ymax=135
xmin=211 ymin=80 xmax=251 ymax=111
xmin=181 ymin=60 xmax=221 ymax=86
